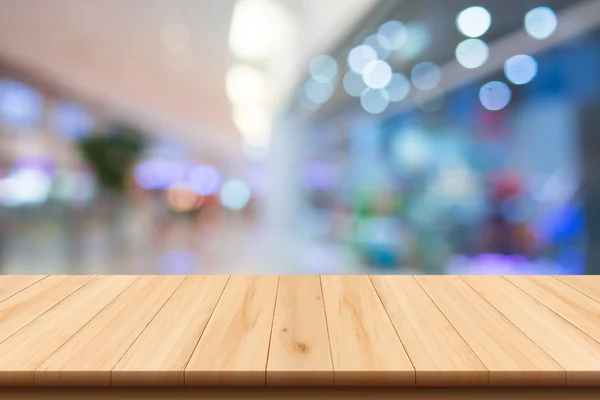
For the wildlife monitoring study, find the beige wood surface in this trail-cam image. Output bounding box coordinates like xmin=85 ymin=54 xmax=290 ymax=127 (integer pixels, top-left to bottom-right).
xmin=35 ymin=276 xmax=184 ymax=386
xmin=554 ymin=275 xmax=600 ymax=303
xmin=266 ymin=276 xmax=333 ymax=386
xmin=0 ymin=275 xmax=94 ymax=345
xmin=0 ymin=275 xmax=47 ymax=303
xmin=463 ymin=276 xmax=600 ymax=386
xmin=0 ymin=275 xmax=598 ymax=388
xmin=112 ymin=275 xmax=230 ymax=386
xmin=185 ymin=275 xmax=279 ymax=386
xmin=320 ymin=275 xmax=414 ymax=386
xmin=414 ymin=276 xmax=564 ymax=386
xmin=0 ymin=276 xmax=137 ymax=386
xmin=370 ymin=275 xmax=488 ymax=386
xmin=505 ymin=276 xmax=600 ymax=343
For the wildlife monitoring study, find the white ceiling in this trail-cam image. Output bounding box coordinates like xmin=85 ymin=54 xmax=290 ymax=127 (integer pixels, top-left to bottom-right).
xmin=0 ymin=0 xmax=377 ymax=161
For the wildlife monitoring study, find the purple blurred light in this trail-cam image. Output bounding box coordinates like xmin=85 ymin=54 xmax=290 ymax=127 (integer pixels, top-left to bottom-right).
xmin=302 ymin=162 xmax=340 ymax=189
xmin=446 ymin=253 xmax=563 ymax=275
xmin=187 ymin=165 xmax=222 ymax=196
xmin=160 ymin=250 xmax=200 ymax=274
xmin=13 ymin=155 xmax=56 ymax=176
xmin=134 ymin=159 xmax=191 ymax=190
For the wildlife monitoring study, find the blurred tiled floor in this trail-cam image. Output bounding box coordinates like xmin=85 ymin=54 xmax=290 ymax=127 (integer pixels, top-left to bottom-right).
xmin=0 ymin=210 xmax=373 ymax=275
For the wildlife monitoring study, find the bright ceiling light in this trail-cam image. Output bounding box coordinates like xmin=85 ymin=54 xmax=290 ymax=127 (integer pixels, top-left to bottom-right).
xmin=525 ymin=7 xmax=558 ymax=40
xmin=226 ymin=65 xmax=267 ymax=105
xmin=455 ymin=39 xmax=489 ymax=69
xmin=228 ymin=0 xmax=292 ymax=61
xmin=456 ymin=6 xmax=491 ymax=38
xmin=232 ymin=105 xmax=272 ymax=146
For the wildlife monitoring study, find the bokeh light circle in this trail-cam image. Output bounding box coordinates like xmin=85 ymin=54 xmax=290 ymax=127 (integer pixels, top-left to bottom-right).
xmin=362 ymin=60 xmax=392 ymax=89
xmin=220 ymin=179 xmax=251 ymax=210
xmin=455 ymin=39 xmax=489 ymax=69
xmin=347 ymin=45 xmax=378 ymax=74
xmin=504 ymin=54 xmax=538 ymax=85
xmin=525 ymin=7 xmax=558 ymax=40
xmin=456 ymin=7 xmax=491 ymax=38
xmin=360 ymin=89 xmax=390 ymax=114
xmin=386 ymin=73 xmax=411 ymax=102
xmin=411 ymin=62 xmax=441 ymax=91
xmin=479 ymin=81 xmax=512 ymax=111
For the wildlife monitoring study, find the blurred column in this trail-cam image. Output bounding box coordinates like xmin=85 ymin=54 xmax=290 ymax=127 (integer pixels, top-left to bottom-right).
xmin=264 ymin=112 xmax=304 ymax=239
xmin=580 ymin=101 xmax=600 ymax=274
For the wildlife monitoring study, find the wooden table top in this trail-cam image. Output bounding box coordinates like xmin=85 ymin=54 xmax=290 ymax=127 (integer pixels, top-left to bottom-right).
xmin=0 ymin=275 xmax=599 ymax=388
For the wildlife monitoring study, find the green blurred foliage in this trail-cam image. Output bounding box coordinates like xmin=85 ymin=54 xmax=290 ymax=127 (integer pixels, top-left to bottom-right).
xmin=78 ymin=125 xmax=146 ymax=192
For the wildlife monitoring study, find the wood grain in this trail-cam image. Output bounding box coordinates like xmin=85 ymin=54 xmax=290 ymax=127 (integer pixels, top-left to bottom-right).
xmin=185 ymin=275 xmax=279 ymax=386
xmin=35 ymin=276 xmax=184 ymax=386
xmin=554 ymin=275 xmax=600 ymax=303
xmin=112 ymin=275 xmax=230 ymax=386
xmin=0 ymin=275 xmax=94 ymax=345
xmin=0 ymin=275 xmax=47 ymax=303
xmin=414 ymin=276 xmax=564 ymax=386
xmin=0 ymin=276 xmax=138 ymax=386
xmin=505 ymin=276 xmax=600 ymax=345
xmin=320 ymin=275 xmax=414 ymax=386
xmin=463 ymin=276 xmax=600 ymax=386
xmin=266 ymin=276 xmax=333 ymax=386
xmin=370 ymin=276 xmax=487 ymax=386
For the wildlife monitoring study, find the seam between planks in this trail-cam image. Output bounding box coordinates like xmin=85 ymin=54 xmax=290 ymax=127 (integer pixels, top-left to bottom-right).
xmin=30 ymin=276 xmax=140 ymax=373
xmin=551 ymin=275 xmax=600 ymax=305
xmin=459 ymin=276 xmax=566 ymax=379
xmin=182 ymin=275 xmax=232 ymax=386
xmin=409 ymin=276 xmax=490 ymax=385
xmin=501 ymin=275 xmax=600 ymax=348
xmin=109 ymin=276 xmax=188 ymax=385
xmin=0 ymin=275 xmax=49 ymax=306
xmin=0 ymin=275 xmax=99 ymax=348
xmin=264 ymin=275 xmax=281 ymax=384
xmin=318 ymin=275 xmax=335 ymax=377
xmin=367 ymin=275 xmax=416 ymax=385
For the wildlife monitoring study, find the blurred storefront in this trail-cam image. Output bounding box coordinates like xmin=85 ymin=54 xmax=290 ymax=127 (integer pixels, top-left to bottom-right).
xmin=290 ymin=0 xmax=600 ymax=274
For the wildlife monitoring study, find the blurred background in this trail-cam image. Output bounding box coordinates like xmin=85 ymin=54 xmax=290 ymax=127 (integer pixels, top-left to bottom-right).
xmin=0 ymin=0 xmax=598 ymax=275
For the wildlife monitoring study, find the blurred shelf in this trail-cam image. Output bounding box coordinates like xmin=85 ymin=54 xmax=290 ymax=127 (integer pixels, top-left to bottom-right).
xmin=0 ymin=275 xmax=599 ymax=399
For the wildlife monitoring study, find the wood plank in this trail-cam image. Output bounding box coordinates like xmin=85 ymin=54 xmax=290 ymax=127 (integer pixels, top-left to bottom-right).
xmin=370 ymin=275 xmax=487 ymax=387
xmin=185 ymin=275 xmax=279 ymax=386
xmin=320 ymin=275 xmax=414 ymax=386
xmin=0 ymin=276 xmax=47 ymax=303
xmin=3 ymin=387 xmax=600 ymax=400
xmin=554 ymin=275 xmax=600 ymax=303
xmin=463 ymin=276 xmax=600 ymax=386
xmin=111 ymin=275 xmax=230 ymax=387
xmin=0 ymin=275 xmax=94 ymax=345
xmin=414 ymin=276 xmax=564 ymax=386
xmin=266 ymin=276 xmax=333 ymax=386
xmin=0 ymin=276 xmax=138 ymax=386
xmin=35 ymin=276 xmax=184 ymax=386
xmin=504 ymin=276 xmax=600 ymax=345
